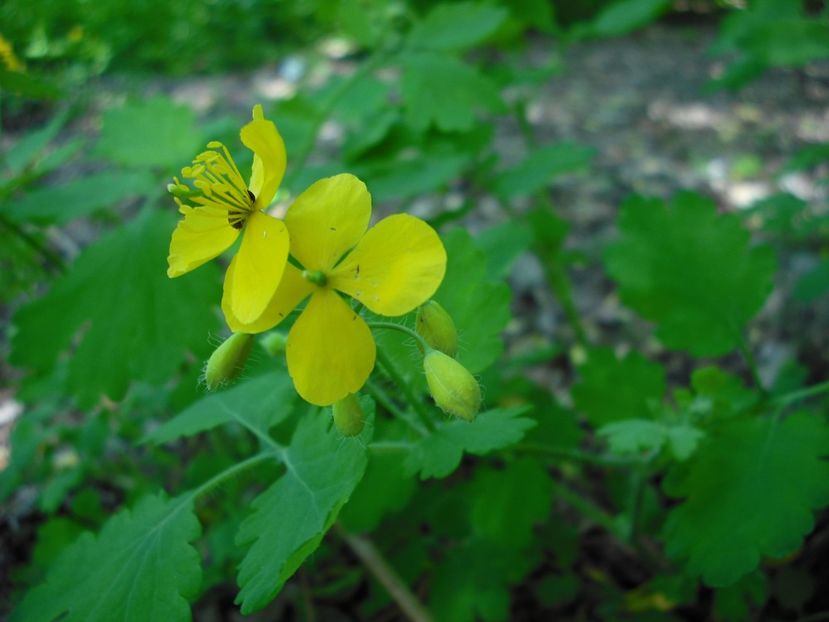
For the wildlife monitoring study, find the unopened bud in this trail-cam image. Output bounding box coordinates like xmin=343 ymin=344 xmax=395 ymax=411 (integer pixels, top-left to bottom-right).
xmin=416 ymin=300 xmax=458 ymax=357
xmin=204 ymin=332 xmax=253 ymax=391
xmin=423 ymin=350 xmax=480 ymax=421
xmin=260 ymin=331 xmax=287 ymax=356
xmin=332 ymin=393 xmax=364 ymax=437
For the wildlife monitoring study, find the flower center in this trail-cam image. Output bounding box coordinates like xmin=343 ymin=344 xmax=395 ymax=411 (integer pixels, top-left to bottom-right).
xmin=303 ymin=270 xmax=328 ymax=286
xmin=180 ymin=141 xmax=255 ymax=230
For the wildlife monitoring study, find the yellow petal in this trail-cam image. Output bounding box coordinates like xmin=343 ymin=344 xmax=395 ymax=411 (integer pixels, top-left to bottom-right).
xmin=167 ymin=205 xmax=239 ymax=278
xmin=286 ymin=288 xmax=376 ymax=405
xmin=222 ymin=262 xmax=313 ymax=334
xmin=329 ymin=214 xmax=446 ymax=316
xmin=241 ymin=104 xmax=287 ymax=210
xmin=285 ymin=174 xmax=371 ymax=271
xmin=226 ymin=210 xmax=289 ymax=324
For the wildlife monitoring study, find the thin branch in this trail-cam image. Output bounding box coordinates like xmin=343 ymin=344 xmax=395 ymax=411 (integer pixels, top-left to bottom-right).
xmin=337 ymin=524 xmax=433 ymax=622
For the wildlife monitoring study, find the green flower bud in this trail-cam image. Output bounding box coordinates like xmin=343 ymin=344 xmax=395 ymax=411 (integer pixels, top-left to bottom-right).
xmin=260 ymin=331 xmax=287 ymax=356
xmin=423 ymin=350 xmax=480 ymax=421
xmin=204 ymin=332 xmax=253 ymax=391
xmin=332 ymin=393 xmax=364 ymax=437
xmin=416 ymin=300 xmax=458 ymax=357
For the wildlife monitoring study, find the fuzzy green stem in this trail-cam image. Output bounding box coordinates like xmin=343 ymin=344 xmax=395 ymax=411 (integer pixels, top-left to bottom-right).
xmin=365 ymin=381 xmax=428 ymax=437
xmin=738 ymin=335 xmax=767 ymax=396
xmin=368 ymin=321 xmax=433 ymax=353
xmin=375 ymin=346 xmax=435 ymax=432
xmin=188 ymin=452 xmax=278 ymax=501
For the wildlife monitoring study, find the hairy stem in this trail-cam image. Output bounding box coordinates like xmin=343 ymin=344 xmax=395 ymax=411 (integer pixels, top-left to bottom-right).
xmin=375 ymin=346 xmax=435 ymax=432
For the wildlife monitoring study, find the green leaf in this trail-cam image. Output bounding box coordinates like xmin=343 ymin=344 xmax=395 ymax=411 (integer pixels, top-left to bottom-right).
xmin=405 ymin=406 xmax=535 ymax=479
xmin=340 ymin=428 xmax=417 ymax=532
xmin=145 ymin=373 xmax=296 ymax=444
xmin=604 ymin=193 xmax=777 ymax=357
xmin=12 ymin=494 xmax=201 ymax=622
xmin=577 ymin=0 xmax=671 ymax=38
xmin=476 ymin=221 xmax=533 ymax=279
xmin=469 ymin=459 xmax=553 ymax=548
xmin=571 ymin=347 xmax=665 ymax=427
xmin=10 ymin=209 xmax=220 ymax=407
xmin=430 ymin=539 xmax=538 ymax=622
xmin=235 ymin=410 xmax=371 ymax=613
xmin=357 ymin=150 xmax=469 ymax=201
xmin=663 ymin=412 xmax=829 ymax=586
xmin=402 ymin=52 xmax=504 ymax=132
xmin=794 ymin=259 xmax=829 ymax=303
xmin=4 ymin=171 xmax=154 ymax=224
xmin=3 ymin=109 xmax=71 ymax=177
xmin=96 ymin=97 xmax=202 ymax=169
xmin=492 ymin=142 xmax=594 ymax=198
xmin=599 ymin=419 xmax=704 ymax=461
xmin=744 ymin=18 xmax=829 ymax=67
xmin=0 ymin=68 xmax=61 ymax=100
xmin=435 ymin=229 xmax=512 ymax=373
xmin=408 ymin=2 xmax=508 ymax=51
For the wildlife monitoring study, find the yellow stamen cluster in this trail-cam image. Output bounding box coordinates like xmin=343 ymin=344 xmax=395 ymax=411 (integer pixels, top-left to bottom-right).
xmin=177 ymin=141 xmax=255 ymax=230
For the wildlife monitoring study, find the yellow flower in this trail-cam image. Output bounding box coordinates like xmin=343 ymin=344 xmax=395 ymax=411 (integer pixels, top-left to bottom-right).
xmin=223 ymin=173 xmax=447 ymax=406
xmin=167 ymin=104 xmax=289 ymax=325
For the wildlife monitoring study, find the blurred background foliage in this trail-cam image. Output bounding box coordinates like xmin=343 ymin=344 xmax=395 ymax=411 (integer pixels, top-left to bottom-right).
xmin=2 ymin=0 xmax=829 ymax=620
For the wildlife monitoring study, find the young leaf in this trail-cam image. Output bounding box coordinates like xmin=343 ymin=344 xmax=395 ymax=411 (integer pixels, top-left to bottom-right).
xmin=408 ymin=2 xmax=508 ymax=52
xmin=405 ymin=406 xmax=535 ymax=479
xmin=402 ymin=52 xmax=504 ymax=132
xmin=663 ymin=412 xmax=829 ymax=586
xmin=145 ymin=373 xmax=296 ymax=445
xmin=12 ymin=494 xmax=201 ymax=622
xmin=235 ymin=409 xmax=371 ymax=613
xmin=96 ymin=97 xmax=202 ymax=169
xmin=10 ymin=209 xmax=220 ymax=407
xmin=604 ymin=193 xmax=776 ymax=357
xmin=571 ymin=347 xmax=665 ymax=427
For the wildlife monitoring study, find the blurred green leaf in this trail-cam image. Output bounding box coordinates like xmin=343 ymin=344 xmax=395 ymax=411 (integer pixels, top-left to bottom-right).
xmin=713 ymin=571 xmax=768 ymax=622
xmin=402 ymin=52 xmax=505 ymax=132
xmin=599 ymin=419 xmax=703 ymax=460
xmin=743 ymin=18 xmax=829 ymax=67
xmin=145 ymin=373 xmax=296 ymax=445
xmin=794 ymin=259 xmax=829 ymax=303
xmin=405 ymin=406 xmax=535 ymax=479
xmin=664 ymin=412 xmax=829 ymax=587
xmin=469 ymin=459 xmax=553 ymax=547
xmin=235 ymin=409 xmax=371 ymax=613
xmin=357 ymin=150 xmax=469 ymax=201
xmin=604 ymin=193 xmax=776 ymax=357
xmin=0 ymin=68 xmax=61 ymax=100
xmin=12 ymin=494 xmax=201 ymax=622
xmin=408 ymin=2 xmax=508 ymax=51
xmin=492 ymin=142 xmax=594 ymax=199
xmin=476 ymin=221 xmax=533 ymax=279
xmin=3 ymin=109 xmax=71 ymax=178
xmin=575 ymin=0 xmax=670 ymax=38
xmin=4 ymin=170 xmax=155 ymax=224
xmin=571 ymin=347 xmax=665 ymax=427
xmin=430 ymin=538 xmax=537 ymax=622
xmin=96 ymin=98 xmax=202 ymax=169
xmin=11 ymin=209 xmax=220 ymax=407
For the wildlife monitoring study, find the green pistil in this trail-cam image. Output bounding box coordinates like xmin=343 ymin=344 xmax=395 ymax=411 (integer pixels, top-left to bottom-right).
xmin=303 ymin=270 xmax=328 ymax=286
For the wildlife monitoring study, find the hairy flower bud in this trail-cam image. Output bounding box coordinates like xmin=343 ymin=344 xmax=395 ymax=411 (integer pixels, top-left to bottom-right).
xmin=416 ymin=300 xmax=458 ymax=357
xmin=204 ymin=332 xmax=253 ymax=391
xmin=332 ymin=393 xmax=364 ymax=437
xmin=260 ymin=331 xmax=287 ymax=356
xmin=423 ymin=350 xmax=480 ymax=421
